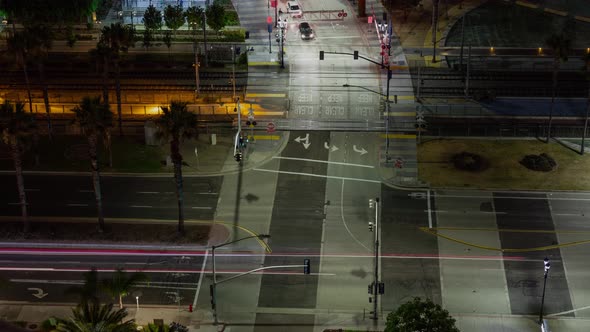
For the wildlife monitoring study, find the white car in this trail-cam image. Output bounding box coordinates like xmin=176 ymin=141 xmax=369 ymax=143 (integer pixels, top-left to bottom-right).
xmin=286 ymin=1 xmax=303 ymax=18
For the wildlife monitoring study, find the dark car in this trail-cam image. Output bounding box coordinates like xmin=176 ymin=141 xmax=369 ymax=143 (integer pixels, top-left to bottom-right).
xmin=299 ymin=22 xmax=314 ymax=40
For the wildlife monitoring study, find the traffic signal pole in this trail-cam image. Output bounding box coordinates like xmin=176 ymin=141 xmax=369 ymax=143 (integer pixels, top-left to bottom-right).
xmin=372 ymin=197 xmax=380 ymax=320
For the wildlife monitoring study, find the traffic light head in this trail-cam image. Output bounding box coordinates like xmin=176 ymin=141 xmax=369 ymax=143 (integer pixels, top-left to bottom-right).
xmin=354 ymin=50 xmax=358 ymax=60
xmin=234 ymin=153 xmax=242 ymax=162
xmin=304 ymin=259 xmax=310 ymax=274
xmin=319 ymin=51 xmax=324 ymax=60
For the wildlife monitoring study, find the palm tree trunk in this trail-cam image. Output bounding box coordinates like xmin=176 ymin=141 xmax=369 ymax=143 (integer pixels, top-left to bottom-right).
xmin=171 ymin=138 xmax=185 ymax=235
xmin=102 ymin=54 xmax=110 ymax=106
xmin=105 ymin=130 xmax=113 ymax=168
xmin=22 ymin=60 xmax=34 ymax=114
xmin=115 ymin=58 xmax=123 ymax=137
xmin=38 ymin=62 xmax=53 ymax=139
xmin=547 ymin=60 xmax=558 ymax=143
xmin=10 ymin=138 xmax=30 ymax=233
xmin=89 ymin=133 xmax=105 ymax=232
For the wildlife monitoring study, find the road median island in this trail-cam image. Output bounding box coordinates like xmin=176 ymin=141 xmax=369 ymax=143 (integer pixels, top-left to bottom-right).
xmin=0 ymin=217 xmax=222 ymax=247
xmin=418 ymin=138 xmax=590 ymax=190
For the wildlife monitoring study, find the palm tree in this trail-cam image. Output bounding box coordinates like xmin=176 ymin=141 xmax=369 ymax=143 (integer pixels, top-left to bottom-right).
xmin=0 ymin=100 xmax=38 ymax=233
xmin=101 ymin=268 xmax=148 ymax=309
xmin=71 ymin=97 xmax=113 ymax=233
xmin=64 ymin=268 xmax=100 ymax=307
xmin=545 ymin=33 xmax=571 ymax=142
xmin=55 ymin=302 xmax=136 ymax=332
xmin=155 ymin=101 xmax=198 ymax=235
xmin=581 ymin=52 xmax=590 ymax=154
xmin=25 ymin=25 xmax=54 ymax=139
xmin=99 ymin=23 xmax=135 ymax=137
xmin=6 ymin=31 xmax=34 ymax=113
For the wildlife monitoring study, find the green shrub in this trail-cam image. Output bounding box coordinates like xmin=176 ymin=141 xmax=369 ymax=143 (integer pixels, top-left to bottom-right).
xmin=452 ymin=151 xmax=488 ymax=171
xmin=237 ymin=52 xmax=248 ymax=66
xmin=224 ymin=11 xmax=240 ymax=26
xmin=222 ymin=29 xmax=245 ymax=42
xmin=520 ymin=153 xmax=556 ymax=172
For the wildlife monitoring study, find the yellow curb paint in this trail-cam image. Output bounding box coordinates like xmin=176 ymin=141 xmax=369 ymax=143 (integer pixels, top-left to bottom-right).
xmin=388 ymin=65 xmax=409 ymax=70
xmin=251 ymin=135 xmax=280 ymax=140
xmin=215 ymin=221 xmax=272 ymax=253
xmin=379 ymin=134 xmax=416 ymax=139
xmin=385 ymin=111 xmax=416 ymax=117
xmin=249 ymin=62 xmax=280 ymax=66
xmin=419 ymin=227 xmax=590 ymax=253
xmin=246 ymin=93 xmax=287 ymax=98
xmin=515 ymin=0 xmax=538 ymax=9
xmin=250 ymin=111 xmax=285 ymax=116
xmin=544 ymin=7 xmax=567 ymax=16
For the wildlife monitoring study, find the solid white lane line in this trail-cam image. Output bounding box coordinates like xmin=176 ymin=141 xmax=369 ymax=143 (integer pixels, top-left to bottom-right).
xmin=253 ymin=168 xmax=381 ymax=184
xmin=137 ymin=191 xmax=159 ymax=194
xmin=67 ymin=203 xmax=88 ymax=207
xmin=191 ymin=207 xmax=213 ymax=210
xmin=426 ymin=210 xmax=506 ymax=215
xmin=438 ymin=194 xmax=590 ymax=202
xmin=272 ymin=156 xmax=374 ymax=168
xmin=130 ymin=205 xmax=152 ymax=208
xmin=197 ymin=192 xmax=218 ymax=195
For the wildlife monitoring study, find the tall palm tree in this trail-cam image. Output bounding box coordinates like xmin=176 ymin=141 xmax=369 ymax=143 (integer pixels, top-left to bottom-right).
xmin=545 ymin=33 xmax=571 ymax=142
xmin=0 ymin=100 xmax=38 ymax=233
xmin=72 ymin=97 xmax=113 ymax=233
xmin=581 ymin=52 xmax=590 ymax=154
xmin=6 ymin=31 xmax=34 ymax=113
xmin=55 ymin=303 xmax=136 ymax=332
xmin=25 ymin=25 xmax=54 ymax=139
xmin=155 ymin=101 xmax=198 ymax=235
xmin=99 ymin=23 xmax=135 ymax=137
xmin=101 ymin=268 xmax=148 ymax=309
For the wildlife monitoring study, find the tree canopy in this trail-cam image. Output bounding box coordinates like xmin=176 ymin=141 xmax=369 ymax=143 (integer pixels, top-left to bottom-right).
xmin=164 ymin=4 xmax=185 ymax=33
xmin=385 ymin=297 xmax=460 ymax=332
xmin=0 ymin=0 xmax=98 ymax=26
xmin=205 ymin=3 xmax=226 ymax=33
xmin=142 ymin=5 xmax=162 ymax=31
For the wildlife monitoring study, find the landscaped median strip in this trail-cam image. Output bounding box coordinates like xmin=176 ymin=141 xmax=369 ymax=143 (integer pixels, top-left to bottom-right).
xmin=248 ymin=61 xmax=281 ymax=66
xmin=245 ymin=93 xmax=286 ymax=98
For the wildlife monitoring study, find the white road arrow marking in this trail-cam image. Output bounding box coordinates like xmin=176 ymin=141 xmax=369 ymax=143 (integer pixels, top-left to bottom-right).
xmin=294 ymin=133 xmax=309 ymax=144
xmin=28 ymin=287 xmax=48 ymax=299
xmin=303 ymin=142 xmax=311 ymax=149
xmin=324 ymin=142 xmax=339 ymax=152
xmin=353 ymin=145 xmax=368 ymax=155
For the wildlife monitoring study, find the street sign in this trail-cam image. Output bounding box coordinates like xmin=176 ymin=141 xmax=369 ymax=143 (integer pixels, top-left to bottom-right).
xmin=270 ymin=0 xmax=277 ymax=8
xmin=267 ymin=122 xmax=276 ymax=133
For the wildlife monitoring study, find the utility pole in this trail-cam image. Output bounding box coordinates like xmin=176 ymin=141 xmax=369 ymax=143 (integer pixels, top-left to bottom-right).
xmin=279 ymin=18 xmax=285 ymax=69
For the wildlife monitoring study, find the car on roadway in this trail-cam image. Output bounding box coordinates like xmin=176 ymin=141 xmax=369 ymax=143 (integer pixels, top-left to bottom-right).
xmin=286 ymin=1 xmax=303 ymax=18
xmin=299 ymin=22 xmax=314 ymax=40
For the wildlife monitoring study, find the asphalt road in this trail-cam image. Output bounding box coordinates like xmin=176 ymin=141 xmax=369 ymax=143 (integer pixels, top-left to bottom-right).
xmin=0 ymin=174 xmax=222 ymax=221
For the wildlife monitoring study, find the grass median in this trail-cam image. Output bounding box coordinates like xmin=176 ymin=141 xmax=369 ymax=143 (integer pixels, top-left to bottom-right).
xmin=418 ymin=138 xmax=590 ymax=190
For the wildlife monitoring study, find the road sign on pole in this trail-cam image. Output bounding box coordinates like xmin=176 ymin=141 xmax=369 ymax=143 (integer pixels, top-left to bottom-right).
xmin=267 ymin=122 xmax=276 ymax=133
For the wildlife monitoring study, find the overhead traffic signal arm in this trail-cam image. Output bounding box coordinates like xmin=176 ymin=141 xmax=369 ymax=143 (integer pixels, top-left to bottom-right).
xmin=319 ymin=50 xmax=384 ymax=68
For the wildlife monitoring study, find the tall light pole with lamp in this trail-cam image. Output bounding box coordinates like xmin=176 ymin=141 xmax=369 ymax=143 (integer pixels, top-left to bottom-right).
xmin=539 ymin=257 xmax=551 ymax=330
xmin=368 ymin=198 xmax=384 ymax=320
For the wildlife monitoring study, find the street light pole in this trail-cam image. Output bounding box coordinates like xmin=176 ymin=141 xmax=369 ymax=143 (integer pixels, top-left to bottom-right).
xmin=279 ymin=19 xmax=285 ymax=69
xmin=539 ymin=257 xmax=551 ymax=326
xmin=211 ymin=234 xmax=270 ymax=325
